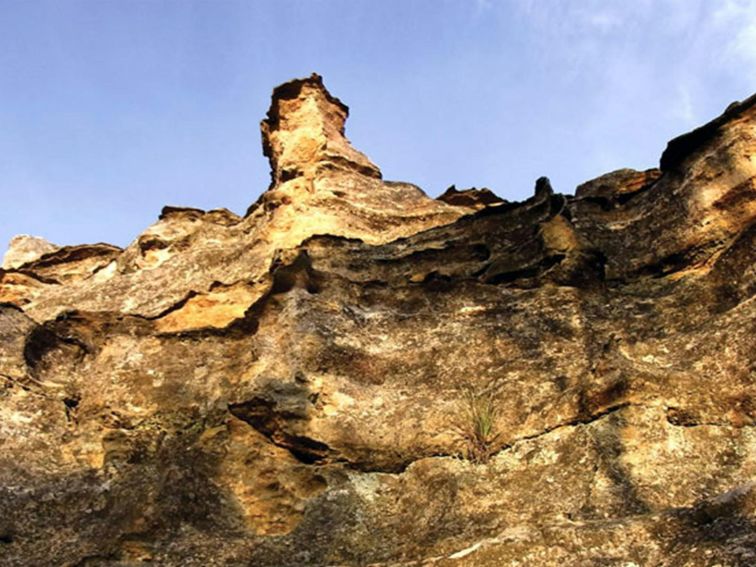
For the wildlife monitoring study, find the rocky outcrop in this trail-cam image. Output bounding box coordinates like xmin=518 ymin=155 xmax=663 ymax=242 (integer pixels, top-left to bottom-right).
xmin=1 ymin=235 xmax=60 ymax=270
xmin=0 ymin=76 xmax=754 ymax=566
xmin=261 ymin=74 xmax=381 ymax=185
xmin=438 ymin=185 xmax=506 ymax=208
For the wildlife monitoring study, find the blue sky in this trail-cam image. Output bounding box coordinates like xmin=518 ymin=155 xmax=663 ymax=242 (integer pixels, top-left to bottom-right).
xmin=1 ymin=0 xmax=755 ymax=249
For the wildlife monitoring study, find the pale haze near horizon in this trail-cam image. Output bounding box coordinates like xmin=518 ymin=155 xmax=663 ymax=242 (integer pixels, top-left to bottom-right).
xmin=1 ymin=0 xmax=754 ymax=250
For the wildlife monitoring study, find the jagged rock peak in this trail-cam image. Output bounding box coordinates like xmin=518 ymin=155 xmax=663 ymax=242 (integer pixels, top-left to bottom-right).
xmin=260 ymin=73 xmax=381 ymax=186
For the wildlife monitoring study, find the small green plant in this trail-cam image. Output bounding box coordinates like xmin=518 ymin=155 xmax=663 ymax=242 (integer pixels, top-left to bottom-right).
xmin=458 ymin=387 xmax=500 ymax=464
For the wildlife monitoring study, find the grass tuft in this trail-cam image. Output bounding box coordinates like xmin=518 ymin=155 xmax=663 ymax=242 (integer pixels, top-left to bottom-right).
xmin=458 ymin=387 xmax=500 ymax=464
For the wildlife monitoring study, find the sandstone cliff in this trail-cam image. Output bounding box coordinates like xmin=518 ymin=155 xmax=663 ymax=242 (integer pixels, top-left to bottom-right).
xmin=1 ymin=74 xmax=754 ymax=566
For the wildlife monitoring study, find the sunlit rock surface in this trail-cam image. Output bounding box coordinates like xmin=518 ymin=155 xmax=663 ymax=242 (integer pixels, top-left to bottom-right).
xmin=0 ymin=74 xmax=754 ymax=566
xmin=1 ymin=235 xmax=60 ymax=270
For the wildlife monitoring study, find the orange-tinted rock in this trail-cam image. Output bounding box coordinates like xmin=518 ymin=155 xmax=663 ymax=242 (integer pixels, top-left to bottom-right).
xmin=261 ymin=73 xmax=381 ymax=185
xmin=0 ymin=78 xmax=754 ymax=566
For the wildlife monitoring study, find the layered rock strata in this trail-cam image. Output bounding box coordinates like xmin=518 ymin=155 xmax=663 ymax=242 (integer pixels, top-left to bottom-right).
xmin=0 ymin=74 xmax=754 ymax=566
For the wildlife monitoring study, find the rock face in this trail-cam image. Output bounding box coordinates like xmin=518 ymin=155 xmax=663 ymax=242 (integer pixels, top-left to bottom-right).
xmin=0 ymin=74 xmax=754 ymax=566
xmin=1 ymin=235 xmax=60 ymax=270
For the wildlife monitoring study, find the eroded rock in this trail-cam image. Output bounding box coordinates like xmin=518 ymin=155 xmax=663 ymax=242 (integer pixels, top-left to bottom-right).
xmin=1 ymin=235 xmax=59 ymax=270
xmin=0 ymin=76 xmax=754 ymax=566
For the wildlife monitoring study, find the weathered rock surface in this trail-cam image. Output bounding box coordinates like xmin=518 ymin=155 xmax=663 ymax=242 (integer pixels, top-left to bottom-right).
xmin=1 ymin=235 xmax=60 ymax=270
xmin=0 ymin=75 xmax=754 ymax=566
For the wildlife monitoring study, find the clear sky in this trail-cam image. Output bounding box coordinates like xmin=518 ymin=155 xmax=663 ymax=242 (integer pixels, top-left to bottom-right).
xmin=1 ymin=0 xmax=755 ymax=249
